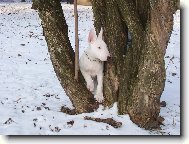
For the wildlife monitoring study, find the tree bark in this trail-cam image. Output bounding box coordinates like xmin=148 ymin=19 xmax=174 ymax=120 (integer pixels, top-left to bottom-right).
xmin=92 ymin=0 xmax=178 ymax=129
xmin=91 ymin=0 xmax=128 ymax=107
xmin=32 ymin=0 xmax=178 ymax=130
xmin=32 ymin=0 xmax=98 ymax=114
xmin=116 ymin=0 xmax=145 ymax=114
xmin=116 ymin=0 xmax=178 ymax=129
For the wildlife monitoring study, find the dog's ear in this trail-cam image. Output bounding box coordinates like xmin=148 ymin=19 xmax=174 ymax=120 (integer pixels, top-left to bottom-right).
xmin=98 ymin=27 xmax=104 ymax=40
xmin=88 ymin=29 xmax=97 ymax=43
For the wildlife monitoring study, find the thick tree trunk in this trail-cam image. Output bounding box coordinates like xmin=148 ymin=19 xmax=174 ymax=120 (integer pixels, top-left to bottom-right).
xmin=116 ymin=0 xmax=178 ymax=129
xmin=32 ymin=0 xmax=178 ymax=130
xmin=91 ymin=0 xmax=128 ymax=107
xmin=32 ymin=0 xmax=98 ymax=114
xmin=92 ymin=0 xmax=178 ymax=129
xmin=116 ymin=0 xmax=145 ymax=114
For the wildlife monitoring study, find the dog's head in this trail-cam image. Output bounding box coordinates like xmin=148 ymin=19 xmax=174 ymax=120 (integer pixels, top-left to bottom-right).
xmin=88 ymin=28 xmax=110 ymax=61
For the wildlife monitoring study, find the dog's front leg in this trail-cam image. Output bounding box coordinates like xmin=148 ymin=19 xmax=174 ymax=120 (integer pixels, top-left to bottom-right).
xmin=94 ymin=72 xmax=104 ymax=103
xmin=80 ymin=70 xmax=94 ymax=92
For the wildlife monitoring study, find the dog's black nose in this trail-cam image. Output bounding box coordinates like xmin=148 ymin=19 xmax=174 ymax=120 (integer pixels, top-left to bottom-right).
xmin=107 ymin=55 xmax=112 ymax=61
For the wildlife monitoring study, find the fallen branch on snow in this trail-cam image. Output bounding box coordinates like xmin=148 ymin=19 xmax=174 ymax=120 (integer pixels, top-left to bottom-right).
xmin=60 ymin=107 xmax=122 ymax=128
xmin=84 ymin=116 xmax=122 ymax=128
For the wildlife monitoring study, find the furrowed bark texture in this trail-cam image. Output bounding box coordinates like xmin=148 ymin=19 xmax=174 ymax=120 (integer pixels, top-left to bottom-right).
xmin=92 ymin=0 xmax=178 ymax=129
xmin=91 ymin=0 xmax=128 ymax=107
xmin=32 ymin=0 xmax=98 ymax=114
xmin=32 ymin=0 xmax=178 ymax=130
xmin=117 ymin=0 xmax=177 ymax=129
xmin=116 ymin=0 xmax=145 ymax=115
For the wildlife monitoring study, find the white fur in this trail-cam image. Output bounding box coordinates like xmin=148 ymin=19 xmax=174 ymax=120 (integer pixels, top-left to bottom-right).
xmin=79 ymin=28 xmax=110 ymax=103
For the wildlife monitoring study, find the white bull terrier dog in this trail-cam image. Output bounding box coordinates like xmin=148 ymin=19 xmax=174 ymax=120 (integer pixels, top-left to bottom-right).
xmin=79 ymin=28 xmax=110 ymax=103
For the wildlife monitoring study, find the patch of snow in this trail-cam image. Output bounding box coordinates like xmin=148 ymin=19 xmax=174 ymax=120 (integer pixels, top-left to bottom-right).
xmin=0 ymin=3 xmax=180 ymax=135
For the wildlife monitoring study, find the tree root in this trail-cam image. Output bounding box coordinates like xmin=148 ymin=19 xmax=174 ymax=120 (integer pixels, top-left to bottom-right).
xmin=60 ymin=106 xmax=76 ymax=115
xmin=84 ymin=116 xmax=122 ymax=128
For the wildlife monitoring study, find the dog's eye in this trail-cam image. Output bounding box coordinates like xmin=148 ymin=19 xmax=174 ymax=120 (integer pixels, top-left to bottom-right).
xmin=98 ymin=47 xmax=101 ymax=49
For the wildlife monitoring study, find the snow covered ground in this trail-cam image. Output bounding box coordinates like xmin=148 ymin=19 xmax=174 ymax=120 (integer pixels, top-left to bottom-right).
xmin=0 ymin=3 xmax=180 ymax=135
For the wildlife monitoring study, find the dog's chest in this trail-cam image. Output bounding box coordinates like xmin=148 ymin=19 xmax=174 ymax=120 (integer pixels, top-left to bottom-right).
xmin=80 ymin=55 xmax=103 ymax=76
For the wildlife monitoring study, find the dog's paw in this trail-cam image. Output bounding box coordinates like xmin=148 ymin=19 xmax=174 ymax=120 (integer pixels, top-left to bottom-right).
xmin=94 ymin=93 xmax=104 ymax=103
xmin=87 ymin=83 xmax=94 ymax=92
